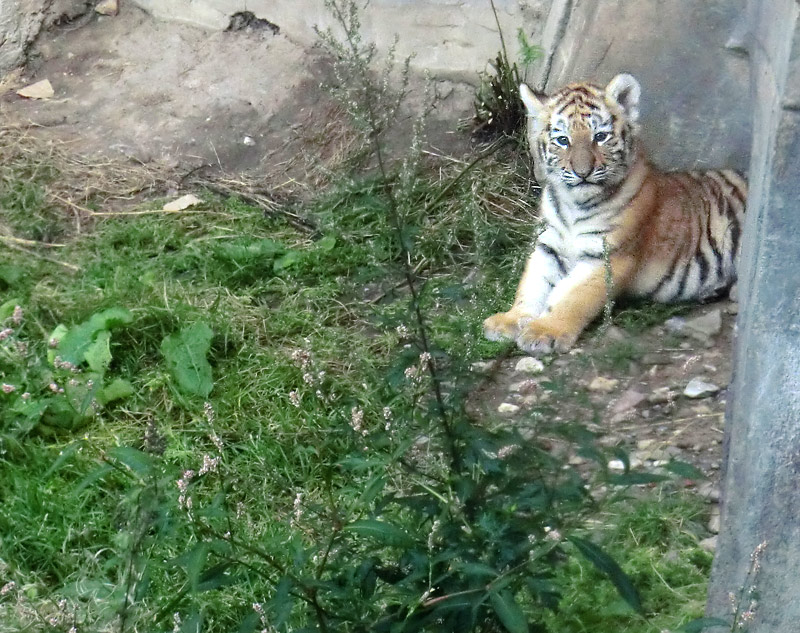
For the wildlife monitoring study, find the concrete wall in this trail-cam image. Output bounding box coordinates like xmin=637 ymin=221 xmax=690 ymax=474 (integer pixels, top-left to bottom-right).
xmin=705 ymin=0 xmax=800 ymax=630
xmin=531 ymin=0 xmax=751 ymax=172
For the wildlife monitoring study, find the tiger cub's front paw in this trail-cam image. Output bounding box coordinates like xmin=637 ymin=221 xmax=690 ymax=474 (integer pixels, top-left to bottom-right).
xmin=516 ymin=317 xmax=580 ymax=355
xmin=483 ymin=311 xmax=524 ymax=342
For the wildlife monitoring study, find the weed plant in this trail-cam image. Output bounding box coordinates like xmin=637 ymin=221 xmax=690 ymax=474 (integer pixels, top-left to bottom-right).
xmin=0 ymin=2 xmax=713 ymax=632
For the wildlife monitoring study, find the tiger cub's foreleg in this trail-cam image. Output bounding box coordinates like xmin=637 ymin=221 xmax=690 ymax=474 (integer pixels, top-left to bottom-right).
xmin=483 ymin=232 xmax=566 ymax=342
xmin=516 ymin=256 xmax=636 ymax=354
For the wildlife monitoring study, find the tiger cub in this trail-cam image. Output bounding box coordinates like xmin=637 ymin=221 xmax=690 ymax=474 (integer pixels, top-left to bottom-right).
xmin=483 ymin=74 xmax=747 ymax=354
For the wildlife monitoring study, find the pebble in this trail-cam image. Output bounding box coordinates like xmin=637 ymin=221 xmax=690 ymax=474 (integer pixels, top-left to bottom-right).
xmin=708 ymin=505 xmax=721 ymax=533
xmin=608 ymin=459 xmax=626 ymax=471
xmin=699 ymin=536 xmax=718 ymax=552
xmin=664 ymin=316 xmax=687 ymax=334
xmin=605 ymin=326 xmax=628 ymax=342
xmin=588 ymin=376 xmax=619 ymax=393
xmin=515 ymin=357 xmax=545 ymax=374
xmin=508 ymin=379 xmax=537 ymax=394
xmin=470 ymin=361 xmax=495 ymax=374
xmin=497 ymin=402 xmax=520 ymax=415
xmin=648 ymin=386 xmax=677 ymax=404
xmin=611 ymin=389 xmax=646 ymax=415
xmin=698 ymin=482 xmax=721 ymax=502
xmin=568 ymin=455 xmax=586 ymax=466
xmin=684 ymin=309 xmax=723 ymax=340
xmin=243 ymin=136 xmax=256 ymax=146
xmin=95 ymin=0 xmax=119 ymax=15
xmin=684 ymin=378 xmax=721 ymax=399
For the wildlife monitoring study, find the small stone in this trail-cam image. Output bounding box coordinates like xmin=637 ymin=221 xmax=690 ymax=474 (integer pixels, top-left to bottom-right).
xmin=684 ymin=378 xmax=720 ymax=399
xmin=470 ymin=361 xmax=495 ymax=374
xmin=664 ymin=316 xmax=687 ymax=334
xmin=698 ymin=482 xmax=721 ymax=502
xmin=509 ymin=379 xmax=537 ymax=394
xmin=605 ymin=325 xmax=628 ymax=342
xmin=589 ymin=376 xmax=619 ymax=393
xmin=684 ymin=309 xmax=723 ymax=340
xmin=636 ymin=439 xmax=655 ymax=450
xmin=699 ymin=536 xmax=718 ymax=552
xmin=521 ymin=394 xmax=537 ymax=406
xmin=95 ymin=0 xmax=119 ymax=15
xmin=611 ymin=389 xmax=646 ymax=415
xmin=243 ymin=136 xmax=256 ymax=146
xmin=708 ymin=505 xmax=721 ymax=533
xmin=608 ymin=459 xmax=626 ymax=471
xmin=497 ymin=402 xmax=520 ymax=415
xmin=648 ymin=386 xmax=677 ymax=404
xmin=515 ymin=357 xmax=545 ymax=374
xmin=568 ymin=455 xmax=586 ymax=466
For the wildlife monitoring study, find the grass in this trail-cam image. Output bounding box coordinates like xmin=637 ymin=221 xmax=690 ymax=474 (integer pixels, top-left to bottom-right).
xmin=0 ymin=121 xmax=717 ymax=633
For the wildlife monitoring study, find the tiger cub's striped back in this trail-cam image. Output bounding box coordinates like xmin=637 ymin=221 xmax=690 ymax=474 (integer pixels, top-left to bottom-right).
xmin=483 ymin=73 xmax=747 ymax=354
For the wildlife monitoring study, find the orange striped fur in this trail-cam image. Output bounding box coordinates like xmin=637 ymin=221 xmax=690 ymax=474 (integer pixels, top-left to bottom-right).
xmin=484 ymin=74 xmax=747 ymax=354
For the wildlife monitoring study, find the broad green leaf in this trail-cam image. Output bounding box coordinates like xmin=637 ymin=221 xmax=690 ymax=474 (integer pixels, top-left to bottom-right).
xmin=343 ymin=519 xmax=414 ymax=547
xmin=663 ymin=459 xmax=707 ymax=481
xmin=273 ymin=250 xmax=301 ymax=273
xmin=47 ymin=324 xmax=69 ymax=364
xmin=181 ymin=542 xmax=210 ymax=593
xmin=97 ymin=378 xmax=134 ymax=405
xmin=680 ymin=617 xmax=730 ymax=632
xmin=317 ymin=235 xmax=337 ymax=251
xmin=161 ymin=321 xmax=214 ymax=398
xmin=57 ymin=307 xmax=132 ymax=366
xmin=84 ymin=330 xmax=112 ymax=373
xmin=568 ymin=536 xmax=642 ymax=613
xmin=108 ymin=446 xmax=154 ymax=476
xmin=0 ymin=299 xmax=21 ymax=320
xmin=0 ymin=265 xmax=24 ymax=287
xmin=489 ymin=589 xmax=529 ymax=633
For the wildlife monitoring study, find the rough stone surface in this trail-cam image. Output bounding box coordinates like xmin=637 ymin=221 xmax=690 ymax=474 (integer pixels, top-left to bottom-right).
xmin=530 ymin=0 xmax=751 ymax=172
xmin=707 ymin=1 xmax=800 ymax=630
xmin=497 ymin=402 xmax=520 ymax=416
xmin=588 ymin=376 xmax=619 ymax=393
xmin=0 ymin=0 xmax=90 ymax=73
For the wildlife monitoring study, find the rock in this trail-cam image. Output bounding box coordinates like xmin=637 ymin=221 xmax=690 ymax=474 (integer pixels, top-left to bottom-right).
xmin=515 ymin=357 xmax=545 ymax=374
xmin=698 ymin=482 xmax=721 ymax=502
xmin=637 ymin=438 xmax=655 ymax=450
xmin=664 ymin=316 xmax=687 ymax=334
xmin=243 ymin=135 xmax=256 ymax=146
xmin=684 ymin=378 xmax=720 ymax=399
xmin=648 ymin=386 xmax=677 ymax=404
xmin=521 ymin=395 xmax=537 ymax=406
xmin=497 ymin=402 xmax=520 ymax=416
xmin=470 ymin=361 xmax=495 ymax=374
xmin=700 ymin=536 xmax=718 ymax=552
xmin=605 ymin=325 xmax=628 ymax=342
xmin=508 ymin=379 xmax=537 ymax=394
xmin=608 ymin=459 xmax=626 ymax=471
xmin=708 ymin=505 xmax=721 ymax=533
xmin=568 ymin=455 xmax=586 ymax=466
xmin=163 ymin=193 xmax=202 ymax=211
xmin=611 ymin=389 xmax=646 ymax=415
xmin=16 ymin=78 xmax=54 ymax=100
xmin=684 ymin=309 xmax=723 ymax=340
xmin=588 ymin=376 xmax=619 ymax=393
xmin=95 ymin=0 xmax=119 ymax=16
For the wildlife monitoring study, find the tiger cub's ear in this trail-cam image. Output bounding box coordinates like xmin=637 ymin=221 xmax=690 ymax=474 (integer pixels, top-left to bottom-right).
xmin=519 ymin=83 xmax=544 ymax=118
xmin=605 ymin=73 xmax=641 ymax=123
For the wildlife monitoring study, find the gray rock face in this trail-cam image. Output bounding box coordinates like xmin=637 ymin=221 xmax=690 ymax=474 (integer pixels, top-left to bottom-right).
xmin=706 ymin=1 xmax=800 ymax=630
xmin=0 ymin=0 xmax=89 ymax=73
xmin=530 ymin=0 xmax=751 ymax=173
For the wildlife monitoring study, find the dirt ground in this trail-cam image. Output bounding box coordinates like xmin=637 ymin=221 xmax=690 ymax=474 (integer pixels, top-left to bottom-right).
xmin=0 ymin=4 xmax=472 ymax=175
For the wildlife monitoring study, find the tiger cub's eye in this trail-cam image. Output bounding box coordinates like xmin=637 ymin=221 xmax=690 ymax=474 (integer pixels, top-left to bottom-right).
xmin=554 ymin=136 xmax=570 ymax=147
xmin=593 ymin=131 xmax=610 ymax=143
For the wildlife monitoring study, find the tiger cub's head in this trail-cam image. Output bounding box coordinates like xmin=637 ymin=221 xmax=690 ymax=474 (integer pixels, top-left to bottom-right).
xmin=521 ymin=74 xmax=641 ymax=200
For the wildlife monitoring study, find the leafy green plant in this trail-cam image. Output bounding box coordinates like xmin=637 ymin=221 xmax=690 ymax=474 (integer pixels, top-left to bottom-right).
xmin=0 ymin=301 xmax=134 ymax=437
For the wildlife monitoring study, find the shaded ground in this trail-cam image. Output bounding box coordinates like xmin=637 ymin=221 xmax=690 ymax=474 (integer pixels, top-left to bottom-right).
xmin=469 ymin=300 xmax=734 ymax=538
